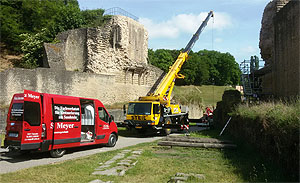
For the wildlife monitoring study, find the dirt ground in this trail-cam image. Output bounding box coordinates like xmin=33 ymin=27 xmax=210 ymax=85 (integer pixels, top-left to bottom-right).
xmin=0 ymin=43 xmax=22 ymax=72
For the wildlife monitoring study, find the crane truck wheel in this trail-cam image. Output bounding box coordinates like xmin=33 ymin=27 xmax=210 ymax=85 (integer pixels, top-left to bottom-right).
xmin=164 ymin=117 xmax=172 ymax=135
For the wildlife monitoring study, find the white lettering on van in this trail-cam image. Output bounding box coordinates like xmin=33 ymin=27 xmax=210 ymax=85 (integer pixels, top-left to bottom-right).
xmin=103 ymin=124 xmax=110 ymax=130
xmin=14 ymin=96 xmax=24 ymax=100
xmin=56 ymin=123 xmax=74 ymax=130
xmin=25 ymin=93 xmax=40 ymax=100
xmin=25 ymin=133 xmax=40 ymax=141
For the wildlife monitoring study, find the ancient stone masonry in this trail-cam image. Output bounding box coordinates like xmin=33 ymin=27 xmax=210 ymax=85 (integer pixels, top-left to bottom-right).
xmin=259 ymin=0 xmax=299 ymax=98
xmin=259 ymin=0 xmax=290 ymax=65
xmin=86 ymin=16 xmax=148 ymax=74
xmin=1 ymin=15 xmax=163 ymax=106
xmin=43 ymin=15 xmax=161 ymax=87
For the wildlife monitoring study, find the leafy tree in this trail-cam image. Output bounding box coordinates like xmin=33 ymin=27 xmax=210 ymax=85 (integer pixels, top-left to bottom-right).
xmin=0 ymin=0 xmax=110 ymax=68
xmin=149 ymin=49 xmax=174 ymax=72
xmin=0 ymin=0 xmax=23 ymax=51
xmin=81 ymin=9 xmax=111 ymax=27
xmin=19 ymin=29 xmax=51 ymax=68
xmin=149 ymin=49 xmax=241 ymax=86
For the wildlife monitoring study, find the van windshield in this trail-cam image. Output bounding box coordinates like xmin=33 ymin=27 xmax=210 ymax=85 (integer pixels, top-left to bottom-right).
xmin=127 ymin=103 xmax=152 ymax=115
xmin=10 ymin=103 xmax=24 ymax=121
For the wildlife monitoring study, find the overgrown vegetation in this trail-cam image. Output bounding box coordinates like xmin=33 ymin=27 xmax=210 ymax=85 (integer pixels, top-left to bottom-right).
xmin=228 ymin=99 xmax=300 ymax=181
xmin=149 ymin=49 xmax=241 ymax=86
xmin=233 ymin=99 xmax=300 ymax=127
xmin=0 ymin=129 xmax=288 ymax=182
xmin=0 ymin=0 xmax=111 ymax=68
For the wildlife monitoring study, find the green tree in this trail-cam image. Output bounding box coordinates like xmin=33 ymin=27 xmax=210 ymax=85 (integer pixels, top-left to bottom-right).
xmin=149 ymin=49 xmax=174 ymax=72
xmin=149 ymin=49 xmax=241 ymax=86
xmin=81 ymin=9 xmax=111 ymax=27
xmin=0 ymin=0 xmax=23 ymax=51
xmin=19 ymin=29 xmax=51 ymax=68
xmin=1 ymin=0 xmax=110 ymax=68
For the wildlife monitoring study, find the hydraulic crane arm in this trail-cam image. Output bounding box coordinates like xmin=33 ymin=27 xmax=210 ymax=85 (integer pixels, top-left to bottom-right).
xmin=140 ymin=11 xmax=214 ymax=104
xmin=183 ymin=10 xmax=214 ymax=54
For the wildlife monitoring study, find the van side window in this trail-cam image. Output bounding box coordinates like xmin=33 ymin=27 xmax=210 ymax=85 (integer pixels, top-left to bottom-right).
xmin=98 ymin=107 xmax=109 ymax=123
xmin=24 ymin=101 xmax=41 ymax=126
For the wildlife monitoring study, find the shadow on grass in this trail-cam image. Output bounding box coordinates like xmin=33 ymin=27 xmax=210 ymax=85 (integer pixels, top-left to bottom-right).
xmin=190 ymin=128 xmax=288 ymax=182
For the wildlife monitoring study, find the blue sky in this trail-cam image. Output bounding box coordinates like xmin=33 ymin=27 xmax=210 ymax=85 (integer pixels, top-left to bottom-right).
xmin=78 ymin=0 xmax=271 ymax=63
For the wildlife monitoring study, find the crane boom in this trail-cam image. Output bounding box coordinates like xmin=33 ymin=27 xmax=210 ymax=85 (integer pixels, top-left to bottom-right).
xmin=141 ymin=11 xmax=214 ymax=105
xmin=183 ymin=10 xmax=214 ymax=54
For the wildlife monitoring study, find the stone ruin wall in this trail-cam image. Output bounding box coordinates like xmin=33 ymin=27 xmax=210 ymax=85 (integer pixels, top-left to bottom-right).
xmin=1 ymin=15 xmax=164 ymax=107
xmin=273 ymin=1 xmax=300 ymax=97
xmin=44 ymin=15 xmax=163 ymax=88
xmin=259 ymin=0 xmax=299 ymax=98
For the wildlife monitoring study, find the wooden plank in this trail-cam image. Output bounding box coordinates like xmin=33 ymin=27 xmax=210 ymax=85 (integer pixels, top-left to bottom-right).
xmin=158 ymin=141 xmax=237 ymax=149
xmin=164 ymin=136 xmax=233 ymax=144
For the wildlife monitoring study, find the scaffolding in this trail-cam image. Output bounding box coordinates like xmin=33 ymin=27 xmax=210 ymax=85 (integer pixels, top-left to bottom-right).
xmin=240 ymin=59 xmax=265 ymax=100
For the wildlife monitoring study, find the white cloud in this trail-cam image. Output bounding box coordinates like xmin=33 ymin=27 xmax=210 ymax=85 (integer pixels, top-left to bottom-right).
xmin=241 ymin=46 xmax=258 ymax=54
xmin=139 ymin=17 xmax=179 ymax=38
xmin=139 ymin=11 xmax=233 ymax=39
xmin=214 ymin=38 xmax=223 ymax=43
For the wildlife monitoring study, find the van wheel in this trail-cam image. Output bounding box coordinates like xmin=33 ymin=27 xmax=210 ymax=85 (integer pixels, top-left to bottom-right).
xmin=50 ymin=148 xmax=66 ymax=158
xmin=107 ymin=133 xmax=117 ymax=147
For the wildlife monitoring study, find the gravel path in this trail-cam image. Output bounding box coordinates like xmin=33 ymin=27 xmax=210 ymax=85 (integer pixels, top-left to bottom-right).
xmin=0 ymin=136 xmax=163 ymax=174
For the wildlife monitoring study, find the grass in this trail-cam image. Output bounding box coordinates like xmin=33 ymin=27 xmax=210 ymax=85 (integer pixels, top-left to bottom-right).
xmin=103 ymin=85 xmax=234 ymax=110
xmin=233 ymin=99 xmax=300 ymax=127
xmin=1 ymin=133 xmax=4 ymax=147
xmin=0 ymin=129 xmax=287 ymax=183
xmin=173 ymin=85 xmax=233 ymax=107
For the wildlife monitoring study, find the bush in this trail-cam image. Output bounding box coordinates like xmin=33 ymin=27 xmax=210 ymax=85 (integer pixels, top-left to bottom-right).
xmin=230 ymin=99 xmax=300 ymax=181
xmin=19 ymin=29 xmax=51 ymax=68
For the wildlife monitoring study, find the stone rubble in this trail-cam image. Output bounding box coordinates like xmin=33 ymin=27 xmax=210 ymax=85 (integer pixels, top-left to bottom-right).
xmin=90 ymin=149 xmax=143 ymax=183
xmin=168 ymin=172 xmax=205 ymax=183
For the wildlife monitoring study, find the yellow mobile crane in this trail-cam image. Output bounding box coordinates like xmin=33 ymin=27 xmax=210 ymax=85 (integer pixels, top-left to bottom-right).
xmin=124 ymin=11 xmax=214 ymax=134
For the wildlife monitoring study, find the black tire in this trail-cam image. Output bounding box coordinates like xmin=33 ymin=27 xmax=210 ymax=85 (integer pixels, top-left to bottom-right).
xmin=107 ymin=133 xmax=117 ymax=147
xmin=50 ymin=148 xmax=66 ymax=158
xmin=164 ymin=117 xmax=172 ymax=135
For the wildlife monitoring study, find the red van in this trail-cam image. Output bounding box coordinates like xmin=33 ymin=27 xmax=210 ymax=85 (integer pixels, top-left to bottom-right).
xmin=4 ymin=90 xmax=118 ymax=158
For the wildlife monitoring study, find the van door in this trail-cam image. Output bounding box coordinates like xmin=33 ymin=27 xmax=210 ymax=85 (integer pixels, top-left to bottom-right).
xmin=52 ymin=96 xmax=81 ymax=149
xmin=21 ymin=90 xmax=42 ymax=150
xmin=96 ymin=106 xmax=110 ymax=142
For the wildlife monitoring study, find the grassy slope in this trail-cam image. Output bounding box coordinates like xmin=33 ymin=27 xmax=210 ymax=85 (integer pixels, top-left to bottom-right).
xmin=173 ymin=85 xmax=233 ymax=107
xmin=0 ymin=129 xmax=287 ymax=183
xmin=105 ymin=85 xmax=233 ymax=110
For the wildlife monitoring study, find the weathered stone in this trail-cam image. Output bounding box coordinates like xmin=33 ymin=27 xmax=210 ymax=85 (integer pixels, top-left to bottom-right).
xmin=169 ymin=176 xmax=188 ymax=182
xmin=127 ymin=155 xmax=138 ymax=160
xmin=117 ymin=162 xmax=131 ymax=167
xmin=259 ymin=0 xmax=290 ymax=65
xmin=95 ymin=164 xmax=111 ymax=170
xmin=259 ymin=0 xmax=299 ymax=98
xmin=120 ymin=159 xmax=133 ymax=163
xmin=122 ymin=150 xmax=132 ymax=153
xmin=132 ymin=150 xmax=143 ymax=155
xmin=89 ymin=179 xmax=114 ymax=183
